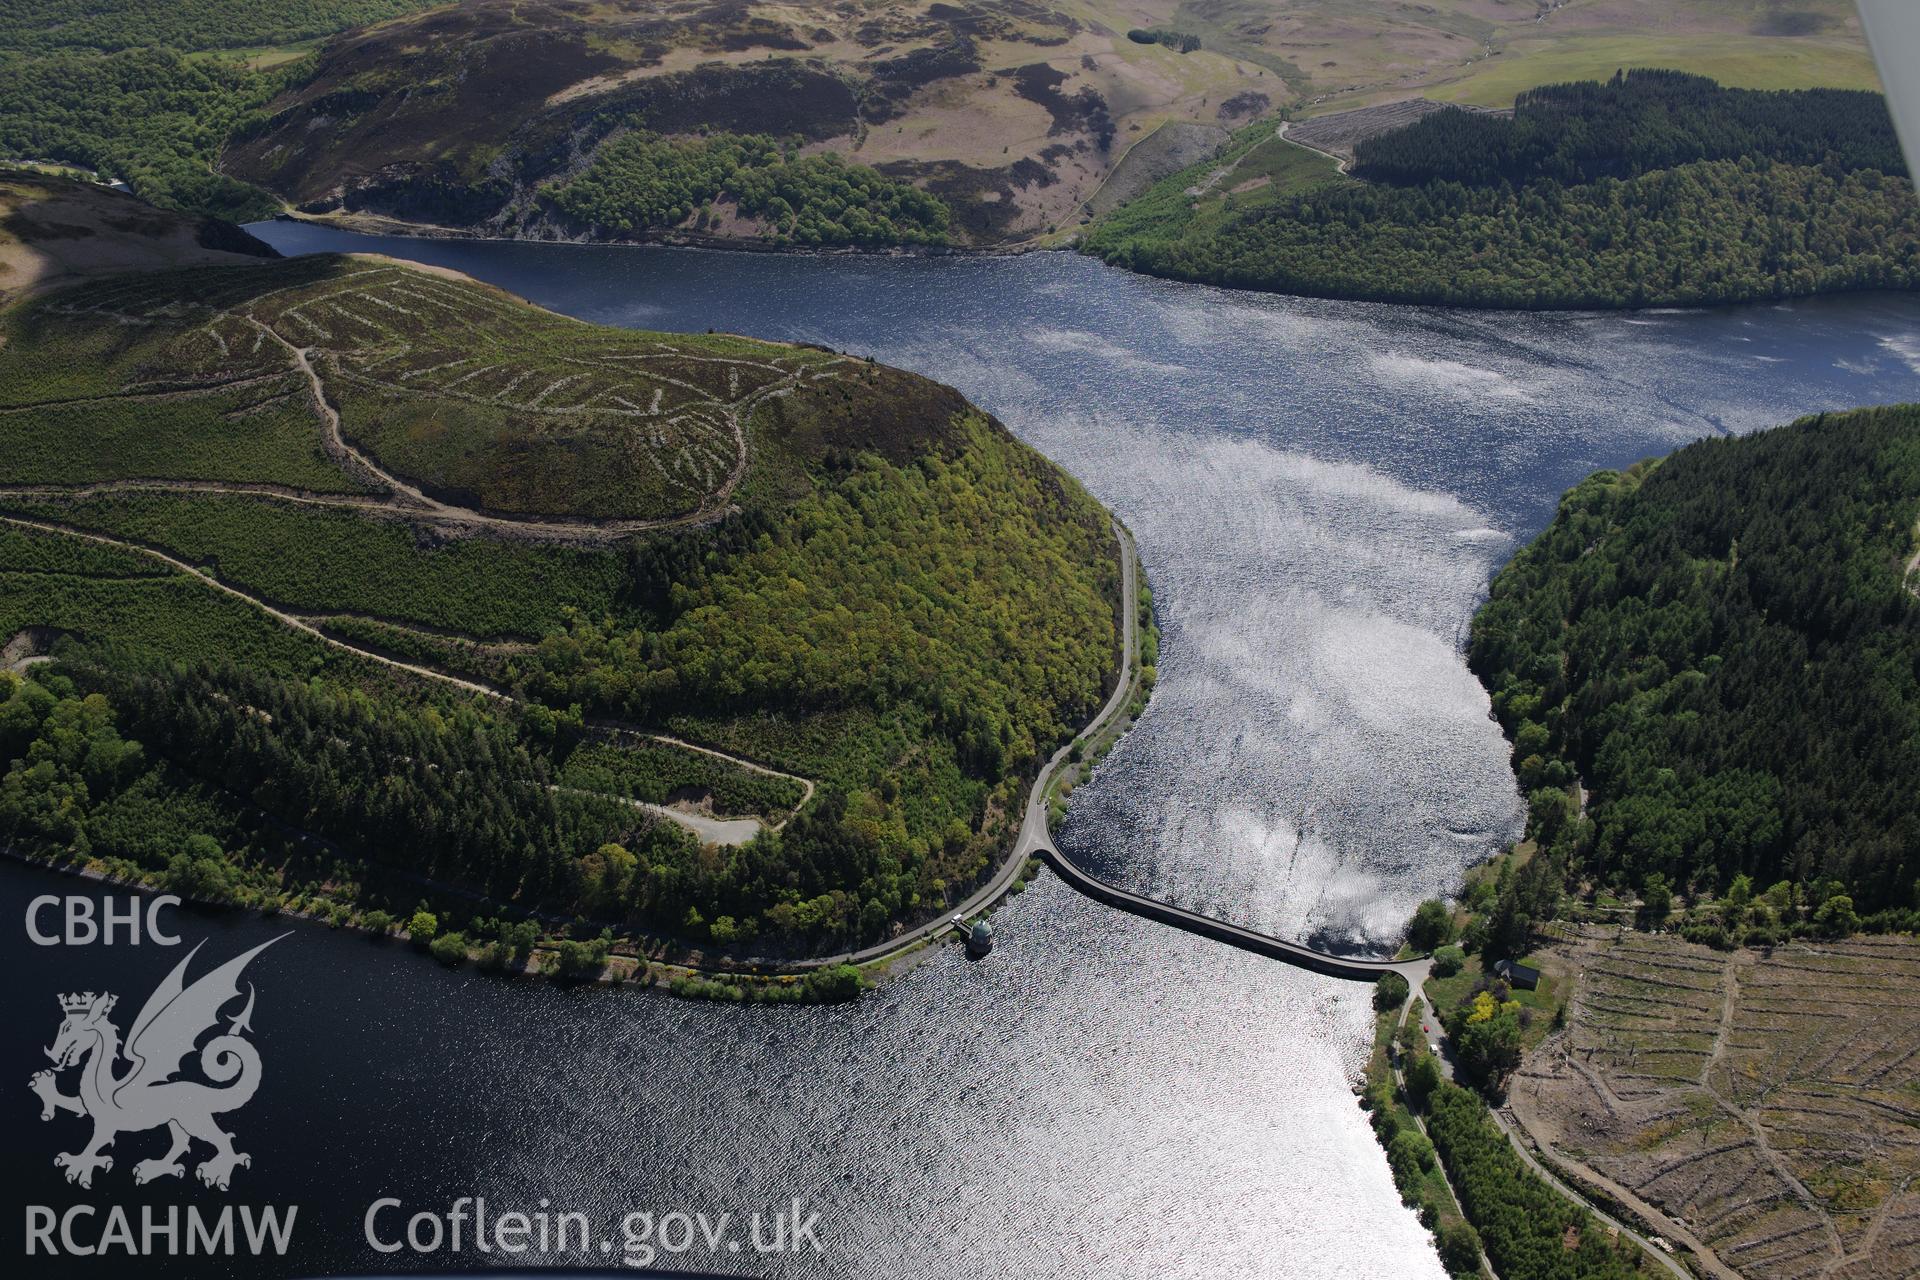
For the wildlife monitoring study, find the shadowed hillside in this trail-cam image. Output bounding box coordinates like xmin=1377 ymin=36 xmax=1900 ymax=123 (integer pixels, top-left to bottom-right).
xmin=0 ymin=168 xmax=276 ymax=304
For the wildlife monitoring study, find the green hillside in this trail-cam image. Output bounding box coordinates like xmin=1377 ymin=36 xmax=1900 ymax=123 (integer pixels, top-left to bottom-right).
xmin=1087 ymin=72 xmax=1920 ymax=309
xmin=0 ymin=251 xmax=1122 ymax=961
xmin=0 ymin=2 xmax=430 ymax=222
xmin=0 ymin=1 xmax=435 ymax=55
xmin=1469 ymin=405 xmax=1920 ymax=930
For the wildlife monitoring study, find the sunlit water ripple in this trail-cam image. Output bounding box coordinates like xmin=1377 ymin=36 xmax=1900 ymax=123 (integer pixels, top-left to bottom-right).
xmin=5 ymin=226 xmax=1917 ymax=1278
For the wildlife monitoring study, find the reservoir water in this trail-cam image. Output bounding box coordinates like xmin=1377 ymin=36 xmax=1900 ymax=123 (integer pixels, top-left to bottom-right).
xmin=9 ymin=226 xmax=1920 ymax=1277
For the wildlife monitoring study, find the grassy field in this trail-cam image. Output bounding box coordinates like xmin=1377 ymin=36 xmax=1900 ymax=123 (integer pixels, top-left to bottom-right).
xmin=182 ymin=38 xmax=325 ymax=70
xmin=1427 ymin=34 xmax=1881 ymax=109
xmin=1219 ymin=1 xmax=1879 ymax=115
xmin=1423 ymin=947 xmax=1568 ymax=1058
xmin=1211 ymin=130 xmax=1345 ymax=201
xmin=1080 ymin=118 xmax=1345 ymax=250
xmin=1507 ymin=929 xmax=1920 ymax=1279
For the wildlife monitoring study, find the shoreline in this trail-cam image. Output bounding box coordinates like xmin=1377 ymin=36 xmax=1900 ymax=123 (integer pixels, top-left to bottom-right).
xmin=270 ymin=209 xmax=1064 ymax=260
xmin=265 ymin=210 xmax=1920 ymax=317
xmin=1365 ymin=892 xmax=1694 ymax=1280
xmin=0 ymin=840 xmax=934 ymax=1001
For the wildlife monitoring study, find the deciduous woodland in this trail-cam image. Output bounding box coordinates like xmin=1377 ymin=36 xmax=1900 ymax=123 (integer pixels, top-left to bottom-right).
xmin=0 ymin=0 xmax=430 ymax=53
xmin=544 ymin=132 xmax=952 ymax=247
xmin=0 ymin=250 xmax=1121 ymax=958
xmin=0 ymin=48 xmax=286 ymax=221
xmin=1088 ymin=71 xmax=1920 ymax=308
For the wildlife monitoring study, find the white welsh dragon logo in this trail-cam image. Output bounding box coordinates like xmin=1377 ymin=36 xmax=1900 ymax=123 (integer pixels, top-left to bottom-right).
xmin=29 ymin=936 xmax=284 ymax=1191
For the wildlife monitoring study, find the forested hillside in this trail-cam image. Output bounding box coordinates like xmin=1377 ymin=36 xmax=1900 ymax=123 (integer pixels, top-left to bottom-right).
xmin=0 ymin=1 xmax=434 ymax=55
xmin=0 ymin=247 xmax=1122 ymax=959
xmin=1351 ymin=71 xmax=1901 ymax=185
xmin=1468 ymin=405 xmax=1920 ymax=922
xmin=1087 ymin=72 xmax=1920 ymax=308
xmin=0 ymin=50 xmax=284 ymax=221
xmin=0 ymin=0 xmax=1892 ymax=267
xmin=544 ymin=132 xmax=952 ymax=248
xmin=0 ymin=1 xmax=436 ymax=221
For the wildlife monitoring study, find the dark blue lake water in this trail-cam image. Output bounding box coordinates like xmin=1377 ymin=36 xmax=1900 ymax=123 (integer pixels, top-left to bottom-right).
xmin=8 ymin=227 xmax=1919 ymax=1278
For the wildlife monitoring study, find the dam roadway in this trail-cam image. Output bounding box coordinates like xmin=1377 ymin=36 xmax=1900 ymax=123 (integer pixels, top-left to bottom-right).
xmin=1030 ymin=843 xmax=1429 ymax=984
xmin=800 ymin=518 xmax=1428 ymax=988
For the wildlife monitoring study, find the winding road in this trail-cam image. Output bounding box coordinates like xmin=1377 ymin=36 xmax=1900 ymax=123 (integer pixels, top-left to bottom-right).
xmin=15 ymin=455 xmax=1424 ymax=984
xmin=1483 ymin=1100 xmax=1695 ymax=1280
xmin=779 ymin=517 xmax=1145 ymax=970
xmin=8 ymin=267 xmax=843 ymax=545
xmin=787 ymin=519 xmax=1428 ymax=985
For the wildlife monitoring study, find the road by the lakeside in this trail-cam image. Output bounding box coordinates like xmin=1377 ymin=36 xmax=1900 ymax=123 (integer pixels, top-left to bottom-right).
xmin=14 ymin=499 xmax=1425 ymax=987
xmin=794 ymin=518 xmax=1431 ymax=987
xmin=1486 ymin=1102 xmax=1698 ymax=1280
xmin=787 ymin=517 xmax=1141 ymax=970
